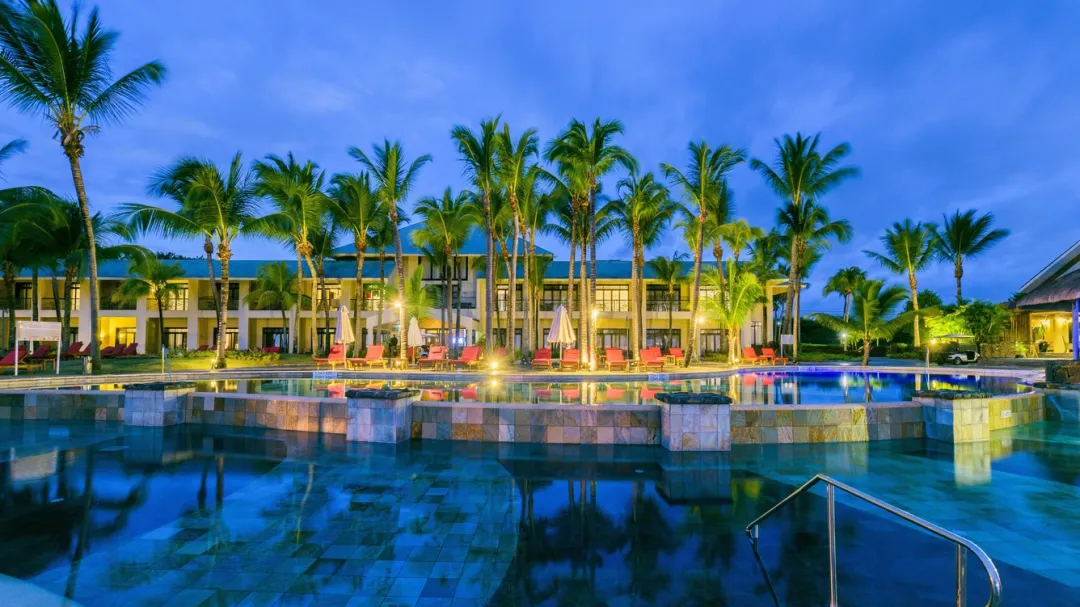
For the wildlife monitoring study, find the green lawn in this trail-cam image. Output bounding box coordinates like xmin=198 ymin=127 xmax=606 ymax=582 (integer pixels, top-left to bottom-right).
xmin=6 ymin=353 xmax=314 ymax=378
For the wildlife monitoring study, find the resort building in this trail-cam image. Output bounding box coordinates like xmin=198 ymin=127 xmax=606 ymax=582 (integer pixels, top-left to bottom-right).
xmin=3 ymin=225 xmax=786 ymax=356
xmin=1011 ymin=239 xmax=1080 ymax=358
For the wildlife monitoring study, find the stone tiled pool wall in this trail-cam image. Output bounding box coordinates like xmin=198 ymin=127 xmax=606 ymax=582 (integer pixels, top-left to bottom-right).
xmin=0 ymin=389 xmax=123 ymax=421
xmin=919 ymin=392 xmax=1045 ymax=443
xmin=729 ymin=402 xmax=925 ymax=445
xmin=186 ymin=393 xmax=348 ymax=434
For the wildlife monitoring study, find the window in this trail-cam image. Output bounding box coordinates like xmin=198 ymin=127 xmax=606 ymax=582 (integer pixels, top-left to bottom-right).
xmin=496 ymin=285 xmax=523 ymax=311
xmin=318 ymin=284 xmax=341 ymax=311
xmin=68 ymin=283 xmax=80 ymax=311
xmin=493 ymin=328 xmax=522 ymax=349
xmin=212 ymin=327 xmax=239 ymax=350
xmin=262 ymin=327 xmax=289 ymax=349
xmin=214 ymin=283 xmax=240 ymax=310
xmin=540 ymin=284 xmax=567 ymax=311
xmin=361 ymin=284 xmax=384 ymax=311
xmin=646 ymin=328 xmax=680 ymax=349
xmin=594 ymin=285 xmax=629 ymax=312
xmin=13 ymin=282 xmax=32 ymax=309
xmin=646 ymin=285 xmax=681 ymax=311
xmin=699 ymin=329 xmax=725 ymax=354
xmin=159 ymin=283 xmax=188 ymax=311
xmin=316 ymin=327 xmax=335 ymax=353
xmin=698 ymin=286 xmax=720 ymax=303
xmin=750 ymin=320 xmax=763 ymax=345
xmin=115 ymin=327 xmax=136 ymax=346
xmin=597 ymin=329 xmax=628 ymax=351
xmin=430 ymin=284 xmax=462 ymax=308
xmin=162 ymin=327 xmax=188 ymax=351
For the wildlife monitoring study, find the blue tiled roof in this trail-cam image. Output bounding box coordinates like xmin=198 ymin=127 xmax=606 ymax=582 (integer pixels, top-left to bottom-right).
xmin=482 ymin=259 xmax=700 ymax=280
xmin=20 ymin=258 xmax=396 ymax=280
xmin=331 ymin=223 xmax=549 ymax=257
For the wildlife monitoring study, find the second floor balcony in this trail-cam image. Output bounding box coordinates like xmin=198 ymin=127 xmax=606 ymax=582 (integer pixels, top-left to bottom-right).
xmin=646 ymin=299 xmax=687 ymax=312
xmin=198 ymin=296 xmax=239 ymax=311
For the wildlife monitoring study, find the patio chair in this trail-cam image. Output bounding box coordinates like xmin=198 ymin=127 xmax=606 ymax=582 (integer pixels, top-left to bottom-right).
xmin=60 ymin=341 xmax=83 ymax=359
xmin=100 ymin=345 xmax=121 ymax=358
xmin=448 ymin=345 xmax=482 ymax=370
xmin=26 ymin=344 xmax=54 ymax=361
xmin=559 ymin=348 xmax=581 ymax=371
xmin=761 ymin=347 xmax=788 ymax=365
xmin=418 ymin=345 xmax=447 ymax=369
xmin=531 ymin=348 xmax=554 ymax=370
xmin=349 ymin=345 xmax=388 ymax=369
xmin=196 ymin=344 xmax=210 ymax=352
xmin=604 ymin=348 xmax=629 ymax=371
xmin=262 ymin=346 xmax=281 ymax=354
xmin=638 ymin=348 xmax=665 ymax=371
xmin=0 ymin=346 xmax=29 ymax=373
xmin=313 ymin=343 xmax=347 ymax=370
xmin=665 ymin=347 xmax=684 ymax=365
xmin=742 ymin=347 xmax=765 ymax=365
xmin=73 ymin=344 xmax=92 ymax=357
xmin=118 ymin=343 xmax=139 ymax=357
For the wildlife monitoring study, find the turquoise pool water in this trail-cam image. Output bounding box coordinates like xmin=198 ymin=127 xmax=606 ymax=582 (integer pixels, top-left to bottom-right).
xmin=183 ymin=370 xmax=1026 ymax=405
xmin=0 ymin=420 xmax=1076 ymax=605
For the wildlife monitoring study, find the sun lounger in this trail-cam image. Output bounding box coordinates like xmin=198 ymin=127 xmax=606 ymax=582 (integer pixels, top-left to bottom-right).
xmin=0 ymin=346 xmax=29 ymax=373
xmin=313 ymin=343 xmax=347 ymax=370
xmin=448 ymin=345 xmax=482 ymax=370
xmin=638 ymin=348 xmax=665 ymax=371
xmin=418 ymin=345 xmax=447 ymax=369
xmin=761 ymin=347 xmax=788 ymax=365
xmin=531 ymin=348 xmax=554 ymax=370
xmin=60 ymin=341 xmax=83 ymax=359
xmin=349 ymin=344 xmax=388 ymax=369
xmin=118 ymin=343 xmax=138 ymax=357
xmin=559 ymin=349 xmax=581 ymax=371
xmin=665 ymin=347 xmax=684 ymax=365
xmin=742 ymin=347 xmax=765 ymax=365
xmin=604 ymin=348 xmax=629 ymax=371
xmin=99 ymin=345 xmax=120 ymax=358
xmin=196 ymin=344 xmax=210 ymax=352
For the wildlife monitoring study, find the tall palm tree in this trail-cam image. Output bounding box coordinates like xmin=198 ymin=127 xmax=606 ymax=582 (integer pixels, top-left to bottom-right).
xmin=822 ymin=266 xmax=866 ymax=322
xmin=603 ymin=171 xmax=676 ymax=356
xmin=112 ymin=257 xmax=184 ymax=353
xmin=124 ymin=153 xmax=259 ymax=366
xmin=864 ymin=219 xmax=937 ymax=345
xmin=497 ymin=125 xmax=539 ymax=360
xmin=252 ymin=153 xmax=330 ymax=354
xmin=702 ymin=263 xmax=764 ymax=364
xmin=328 ymin=171 xmax=384 ymax=355
xmin=451 ymin=118 xmax=500 ymax=352
xmin=538 ymin=170 xmax=583 ymax=341
xmin=351 ymin=140 xmax=430 ymax=362
xmin=662 ymin=140 xmax=745 ymax=364
xmin=702 ymin=181 xmax=736 ymax=297
xmin=0 ymin=0 xmax=167 ymax=370
xmin=308 ymin=218 xmax=338 ymax=354
xmin=810 ymin=280 xmax=915 ymax=365
xmin=933 ymin=209 xmax=1009 ymax=305
xmin=412 ymin=188 xmax=472 ymax=347
xmin=369 ymin=216 xmax=396 ymax=346
xmin=244 ymin=262 xmax=297 ymax=350
xmin=547 ymin=119 xmax=637 ymax=365
xmin=718 ymin=219 xmax=764 ymax=269
xmin=750 ymin=133 xmax=858 ymax=357
xmin=516 ymin=167 xmax=551 ymax=357
xmin=646 ymin=253 xmax=687 ymax=348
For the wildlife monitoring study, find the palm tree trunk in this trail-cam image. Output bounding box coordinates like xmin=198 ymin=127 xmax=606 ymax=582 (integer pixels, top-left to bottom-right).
xmin=294 ymin=250 xmax=304 ymax=354
xmin=567 ymin=212 xmax=576 ymax=331
xmin=62 ymin=267 xmax=75 ymax=348
xmin=216 ymin=246 xmax=232 ymax=367
xmin=629 ymin=239 xmax=639 ymax=357
xmin=783 ymin=238 xmax=798 ymax=340
xmin=304 ymin=256 xmax=319 ymax=355
xmin=497 ymin=239 xmax=510 ymax=347
xmin=441 ymin=259 xmax=449 ymax=347
xmin=954 ymin=259 xmax=964 ymax=305
xmin=483 ymin=192 xmax=495 ymax=354
xmin=157 ymin=298 xmax=166 ymax=355
xmin=862 ymin=338 xmax=871 ymax=366
xmin=2 ymin=266 xmax=14 ymax=350
xmin=589 ymin=188 xmax=598 ymax=368
xmin=454 ymin=254 xmax=462 ymax=352
xmin=668 ymin=284 xmax=675 ymax=340
xmin=378 ymin=251 xmax=386 ymax=345
xmin=909 ymin=271 xmax=921 ymax=347
xmin=714 ymin=243 xmax=727 ymax=306
xmin=793 ymin=241 xmax=805 ymax=356
xmin=687 ymin=214 xmax=705 ymax=366
xmin=204 ymin=236 xmax=221 ymax=329
xmin=391 ymin=210 xmax=408 ymax=363
xmin=639 ymin=248 xmax=647 ymax=352
xmin=354 ymin=242 xmax=365 ymax=357
xmin=728 ymin=327 xmax=738 ymax=364
xmin=31 ymin=267 xmax=38 ymax=322
xmin=509 ymin=216 xmax=520 ymax=355
xmin=522 ymin=228 xmax=531 ymax=361
xmin=50 ymin=272 xmax=64 ymax=348
xmin=579 ymin=238 xmax=588 ymax=357
xmin=65 ymin=154 xmax=102 ymax=372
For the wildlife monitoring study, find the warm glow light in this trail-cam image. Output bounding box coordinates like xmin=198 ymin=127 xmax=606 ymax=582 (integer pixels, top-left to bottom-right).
xmin=697 ymin=315 xmax=705 ymax=324
xmin=490 ymin=360 xmax=499 ymax=371
xmin=592 ymin=308 xmax=599 ymax=319
xmin=840 ymin=331 xmax=848 ymax=340
xmin=490 ymin=379 xmax=499 ymax=387
xmin=930 ymin=339 xmax=937 ymax=346
xmin=394 ymin=300 xmax=403 ymax=309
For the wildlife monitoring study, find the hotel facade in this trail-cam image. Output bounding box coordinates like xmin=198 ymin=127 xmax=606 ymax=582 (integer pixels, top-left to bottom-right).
xmin=4 ymin=224 xmax=785 ymax=356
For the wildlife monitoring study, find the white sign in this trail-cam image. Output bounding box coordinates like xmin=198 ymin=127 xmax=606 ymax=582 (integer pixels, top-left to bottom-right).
xmin=312 ymin=371 xmax=338 ymax=381
xmin=1001 ymin=410 xmax=1012 ymax=419
xmin=17 ymin=320 xmax=62 ymax=342
xmin=648 ymin=373 xmax=670 ymax=382
xmin=780 ymin=334 xmax=794 ymax=345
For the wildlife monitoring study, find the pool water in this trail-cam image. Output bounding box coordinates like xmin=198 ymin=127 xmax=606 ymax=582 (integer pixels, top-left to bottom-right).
xmin=1 ymin=420 xmax=1077 ymax=605
xmin=182 ymin=371 xmax=1025 ymax=405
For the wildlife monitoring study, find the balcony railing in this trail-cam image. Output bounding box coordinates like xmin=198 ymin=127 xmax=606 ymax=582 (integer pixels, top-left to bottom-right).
xmin=646 ymin=300 xmax=686 ymax=312
xmin=432 ymin=296 xmax=476 ymax=310
xmin=539 ymin=299 xmax=567 ymax=312
xmin=0 ymin=297 xmax=33 ymax=310
xmin=149 ymin=299 xmax=188 ymax=311
xmin=198 ymin=296 xmax=238 ymax=311
xmin=42 ymin=298 xmax=80 ymax=311
xmin=101 ymin=298 xmax=136 ymax=311
xmin=594 ymin=301 xmax=629 ymax=312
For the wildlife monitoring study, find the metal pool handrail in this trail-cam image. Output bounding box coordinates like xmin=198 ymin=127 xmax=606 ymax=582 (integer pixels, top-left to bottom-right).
xmin=745 ymin=474 xmax=1002 ymax=607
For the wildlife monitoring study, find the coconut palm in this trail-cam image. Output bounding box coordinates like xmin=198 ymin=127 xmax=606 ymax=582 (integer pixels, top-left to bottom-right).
xmin=662 ymin=140 xmax=745 ymax=364
xmin=702 ymin=181 xmax=736 ymax=297
xmin=546 ymin=119 xmax=637 ymax=364
xmin=822 ymin=267 xmax=866 ymax=322
xmin=308 ymin=218 xmax=339 ymax=354
xmin=0 ymin=0 xmax=167 ymax=370
xmin=111 ymin=257 xmax=184 ymax=353
xmin=244 ymin=262 xmax=297 ymax=350
xmin=412 ymin=188 xmax=472 ymax=347
xmin=538 ymin=169 xmax=584 ymax=338
xmin=517 ymin=167 xmax=552 ymax=356
xmin=328 ymin=171 xmax=384 ymax=355
xmin=718 ymin=219 xmax=764 ymax=269
xmin=603 ymin=171 xmax=676 ymax=355
xmin=702 ymin=264 xmax=763 ymax=364
xmin=251 ymin=153 xmax=330 ymax=354
xmin=124 ymin=153 xmax=259 ymax=366
xmin=351 ymin=140 xmax=430 ymax=362
xmin=0 ymin=138 xmax=26 ymax=178
xmin=451 ymin=119 xmax=500 ymax=351
xmin=933 ymin=209 xmax=1009 ymax=305
xmin=496 ymin=125 xmax=539 ymax=358
xmin=369 ymin=215 xmax=396 ymax=346
xmin=810 ymin=280 xmax=915 ymax=365
xmin=750 ymin=133 xmax=858 ymax=357
xmin=864 ymin=219 xmax=937 ymax=346
xmin=646 ymin=253 xmax=687 ymax=347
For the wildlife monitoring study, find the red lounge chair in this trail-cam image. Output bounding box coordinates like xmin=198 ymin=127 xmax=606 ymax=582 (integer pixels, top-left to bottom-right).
xmin=418 ymin=345 xmax=447 ymax=369
xmin=761 ymin=347 xmax=788 ymax=365
xmin=313 ymin=343 xmax=347 ymax=370
xmin=742 ymin=347 xmax=766 ymax=365
xmin=562 ymin=388 xmax=581 ymax=400
xmin=119 ymin=343 xmax=139 ymax=357
xmin=606 ymin=387 xmax=626 ymax=399
xmin=73 ymin=344 xmax=92 ymax=357
xmin=559 ymin=349 xmax=581 ymax=371
xmin=639 ymin=385 xmax=658 ymax=400
xmin=461 ymin=384 xmax=479 ymax=400
xmin=665 ymin=347 xmax=684 ymax=365
xmin=349 ymin=344 xmax=387 ymax=369
xmin=60 ymin=341 xmax=83 ymax=359
xmin=449 ymin=345 xmax=482 ymax=370
xmin=0 ymin=346 xmax=28 ymax=373
xmin=605 ymin=348 xmax=629 ymax=371
xmin=26 ymin=344 xmax=54 ymax=361
xmin=638 ymin=348 xmax=665 ymax=371
xmin=196 ymin=344 xmax=210 ymax=352
xmin=531 ymin=348 xmax=554 ymax=370
xmin=99 ymin=345 xmax=120 ymax=358
xmin=262 ymin=346 xmax=281 ymax=354
xmin=742 ymin=374 xmax=757 ymax=386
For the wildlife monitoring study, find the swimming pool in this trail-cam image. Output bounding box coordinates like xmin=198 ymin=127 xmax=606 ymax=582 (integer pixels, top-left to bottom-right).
xmin=173 ymin=370 xmax=1026 ymax=405
xmin=2 ymin=421 xmax=1077 ymax=605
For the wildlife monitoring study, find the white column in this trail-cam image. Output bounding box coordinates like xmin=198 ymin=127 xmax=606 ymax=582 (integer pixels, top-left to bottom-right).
xmin=134 ymin=290 xmax=148 ymax=354
xmin=765 ymin=288 xmax=775 ymax=343
xmin=237 ymin=281 xmax=250 ymax=350
xmin=186 ymin=279 xmax=199 ymax=350
xmin=77 ymin=278 xmax=92 ymax=345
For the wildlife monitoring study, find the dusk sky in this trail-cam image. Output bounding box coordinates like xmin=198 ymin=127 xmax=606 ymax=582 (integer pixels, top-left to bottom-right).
xmin=2 ymin=0 xmax=1078 ymax=312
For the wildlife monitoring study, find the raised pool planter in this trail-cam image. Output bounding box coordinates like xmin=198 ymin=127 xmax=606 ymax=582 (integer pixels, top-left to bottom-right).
xmin=729 ymin=402 xmax=924 ymax=444
xmin=655 ymin=392 xmax=731 ymax=451
xmin=187 ymin=393 xmax=347 ymax=433
xmin=123 ymin=382 xmax=195 ymax=427
xmin=346 ymin=389 xmax=419 ymax=443
xmin=916 ymin=391 xmax=1044 ymax=443
xmin=1035 ymin=383 xmax=1080 ymax=422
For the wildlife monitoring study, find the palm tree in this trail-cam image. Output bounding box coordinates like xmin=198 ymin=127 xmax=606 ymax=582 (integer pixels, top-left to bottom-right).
xmin=718 ymin=219 xmax=764 ymax=270
xmin=244 ymin=262 xmax=297 ymax=350
xmin=933 ymin=209 xmax=1009 ymax=305
xmin=646 ymin=253 xmax=687 ymax=348
xmin=603 ymin=171 xmax=676 ymax=356
xmin=252 ymin=153 xmax=330 ymax=354
xmin=412 ymin=188 xmax=472 ymax=347
xmin=750 ymin=133 xmax=858 ymax=357
xmin=351 ymin=140 xmax=431 ymax=363
xmin=864 ymin=219 xmax=937 ymax=346
xmin=124 ymin=153 xmax=259 ymax=366
xmin=308 ymin=218 xmax=338 ymax=354
xmin=703 ymin=181 xmax=736 ymax=296
xmin=111 ymin=257 xmax=184 ymax=353
xmin=517 ymin=168 xmax=552 ymax=357
xmin=328 ymin=171 xmax=384 ymax=355
xmin=809 ymin=280 xmax=915 ymax=365
xmin=451 ymin=119 xmax=500 ymax=352
xmin=747 ymin=230 xmax=786 ymax=342
xmin=702 ymin=264 xmax=763 ymax=364
xmin=0 ymin=0 xmax=167 ymax=370
xmin=822 ymin=267 xmax=866 ymax=322
xmin=0 ymin=138 xmax=26 ymax=176
xmin=547 ymin=119 xmax=637 ymax=365
xmin=369 ymin=215 xmax=396 ymax=346
xmin=662 ymin=140 xmax=745 ymax=364
xmin=496 ymin=126 xmax=539 ymax=359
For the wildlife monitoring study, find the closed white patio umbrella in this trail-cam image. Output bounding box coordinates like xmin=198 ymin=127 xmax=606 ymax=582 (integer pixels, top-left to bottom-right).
xmin=335 ymin=305 xmax=355 ymax=345
xmin=407 ymin=317 xmax=423 ymax=345
xmin=547 ymin=305 xmax=576 ymax=345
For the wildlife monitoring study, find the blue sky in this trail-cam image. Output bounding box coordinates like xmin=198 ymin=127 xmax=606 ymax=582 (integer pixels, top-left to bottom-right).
xmin=1 ymin=0 xmax=1078 ymax=312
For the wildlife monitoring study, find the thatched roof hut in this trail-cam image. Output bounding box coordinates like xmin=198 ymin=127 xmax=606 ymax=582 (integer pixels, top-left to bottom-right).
xmin=1014 ymin=269 xmax=1080 ymax=309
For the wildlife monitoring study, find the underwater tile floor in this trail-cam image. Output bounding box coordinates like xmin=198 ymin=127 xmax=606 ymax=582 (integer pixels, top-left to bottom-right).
xmin=1 ymin=421 xmax=1079 ymax=605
